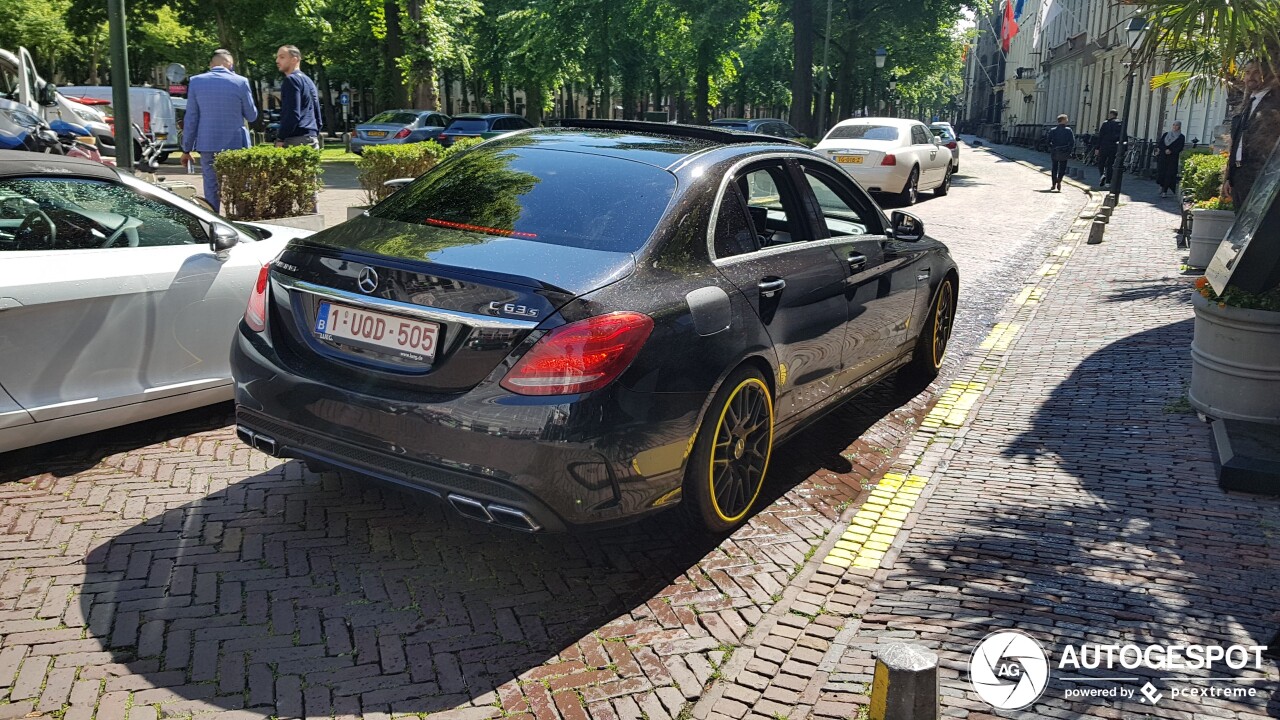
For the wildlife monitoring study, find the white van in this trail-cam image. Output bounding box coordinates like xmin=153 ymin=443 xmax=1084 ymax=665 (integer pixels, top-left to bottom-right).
xmin=0 ymin=47 xmax=117 ymax=155
xmin=61 ymin=85 xmax=180 ymax=160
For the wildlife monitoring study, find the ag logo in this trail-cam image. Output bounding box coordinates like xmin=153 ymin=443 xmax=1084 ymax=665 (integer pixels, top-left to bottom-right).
xmin=970 ymin=630 xmax=1050 ymax=710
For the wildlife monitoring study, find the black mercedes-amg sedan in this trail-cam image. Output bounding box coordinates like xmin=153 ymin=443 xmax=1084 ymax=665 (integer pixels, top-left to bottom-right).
xmin=231 ymin=120 xmax=958 ymax=533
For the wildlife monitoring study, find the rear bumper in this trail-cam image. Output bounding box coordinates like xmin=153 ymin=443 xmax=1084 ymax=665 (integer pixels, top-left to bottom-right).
xmin=230 ymin=326 xmax=701 ymax=531
xmin=839 ymin=164 xmax=909 ymax=195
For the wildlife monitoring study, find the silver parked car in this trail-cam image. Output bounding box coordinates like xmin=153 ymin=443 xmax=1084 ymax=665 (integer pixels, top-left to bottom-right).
xmin=930 ymin=122 xmax=960 ymax=172
xmin=0 ymin=151 xmax=314 ymax=452
xmin=351 ymin=110 xmax=451 ymax=154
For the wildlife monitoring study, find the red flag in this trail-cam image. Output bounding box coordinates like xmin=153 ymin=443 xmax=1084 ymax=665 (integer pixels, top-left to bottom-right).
xmin=1001 ymin=0 xmax=1020 ymax=53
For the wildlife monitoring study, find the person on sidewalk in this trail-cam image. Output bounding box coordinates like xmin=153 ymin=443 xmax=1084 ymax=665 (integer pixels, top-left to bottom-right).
xmin=1224 ymin=59 xmax=1280 ymax=209
xmin=273 ymin=45 xmax=323 ymax=150
xmin=179 ymin=49 xmax=258 ymax=214
xmin=1094 ymin=109 xmax=1123 ymax=187
xmin=1047 ymin=114 xmax=1075 ymax=193
xmin=1154 ymin=121 xmax=1185 ymax=198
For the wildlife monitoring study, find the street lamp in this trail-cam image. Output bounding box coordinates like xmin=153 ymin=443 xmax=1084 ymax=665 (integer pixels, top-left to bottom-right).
xmin=887 ymin=77 xmax=897 ymax=117
xmin=1110 ymin=17 xmax=1148 ymax=203
xmin=874 ymin=48 xmax=887 ymax=116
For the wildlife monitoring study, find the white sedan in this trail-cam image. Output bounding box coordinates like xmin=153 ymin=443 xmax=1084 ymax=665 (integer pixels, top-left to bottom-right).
xmin=814 ymin=118 xmax=953 ymax=205
xmin=0 ymin=151 xmax=314 ymax=453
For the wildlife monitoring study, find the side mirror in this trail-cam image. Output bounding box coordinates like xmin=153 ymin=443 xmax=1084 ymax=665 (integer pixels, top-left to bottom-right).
xmin=38 ymin=82 xmax=58 ymax=106
xmin=210 ymin=223 xmax=240 ymax=252
xmin=890 ymin=211 xmax=926 ymax=242
xmin=932 ymin=135 xmax=943 ymax=146
xmin=383 ymin=178 xmax=414 ymax=192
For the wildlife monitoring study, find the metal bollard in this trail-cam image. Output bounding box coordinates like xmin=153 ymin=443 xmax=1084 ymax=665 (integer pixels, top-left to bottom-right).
xmin=868 ymin=643 xmax=939 ymax=720
xmin=1088 ymin=218 xmax=1106 ymax=244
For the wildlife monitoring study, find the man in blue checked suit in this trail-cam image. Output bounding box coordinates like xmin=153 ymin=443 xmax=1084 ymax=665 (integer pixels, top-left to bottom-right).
xmin=180 ymin=49 xmax=258 ymax=213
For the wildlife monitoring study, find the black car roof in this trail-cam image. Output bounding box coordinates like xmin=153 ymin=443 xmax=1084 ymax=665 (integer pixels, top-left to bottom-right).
xmin=482 ymin=127 xmax=804 ymax=171
xmin=0 ymin=150 xmax=120 ymax=180
xmin=451 ymin=113 xmax=524 ymax=120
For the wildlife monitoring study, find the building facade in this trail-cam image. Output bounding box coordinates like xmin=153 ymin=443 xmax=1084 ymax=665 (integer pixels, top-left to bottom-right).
xmin=964 ymin=0 xmax=1234 ymax=151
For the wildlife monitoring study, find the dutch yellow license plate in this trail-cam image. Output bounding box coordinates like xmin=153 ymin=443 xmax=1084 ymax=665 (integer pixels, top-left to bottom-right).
xmin=368 ymin=131 xmax=387 ymax=138
xmin=836 ymin=156 xmax=864 ymax=164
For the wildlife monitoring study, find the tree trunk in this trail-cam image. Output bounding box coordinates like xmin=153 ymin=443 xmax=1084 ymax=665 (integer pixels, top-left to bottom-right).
xmin=442 ymin=71 xmax=452 ymax=115
xmin=526 ymin=83 xmax=544 ymax=125
xmin=314 ymin=59 xmax=337 ymax=136
xmin=383 ymin=0 xmax=409 ymax=107
xmin=790 ymin=0 xmax=814 ymax=135
xmin=694 ymin=41 xmax=711 ymax=124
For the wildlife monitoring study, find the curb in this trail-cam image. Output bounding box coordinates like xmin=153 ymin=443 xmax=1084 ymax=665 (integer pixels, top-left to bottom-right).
xmin=692 ymin=170 xmax=1103 ymax=720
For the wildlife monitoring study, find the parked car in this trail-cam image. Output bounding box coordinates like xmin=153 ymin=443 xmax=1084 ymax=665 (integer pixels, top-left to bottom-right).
xmin=351 ymin=109 xmax=451 ymax=154
xmin=230 ymin=119 xmax=959 ymax=534
xmin=0 ymin=151 xmax=315 ymax=453
xmin=711 ymin=118 xmax=806 ymax=141
xmin=930 ymin=122 xmax=960 ymax=172
xmin=60 ymin=86 xmax=180 ymax=161
xmin=437 ymin=113 xmax=533 ymax=146
xmin=814 ymin=118 xmax=953 ymax=205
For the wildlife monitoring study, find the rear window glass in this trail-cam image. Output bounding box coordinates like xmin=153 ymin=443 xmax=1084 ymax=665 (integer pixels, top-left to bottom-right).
xmin=370 ymin=145 xmax=676 ymax=253
xmin=446 ymin=119 xmax=490 ymax=132
xmin=827 ymin=124 xmax=899 ymax=141
xmin=369 ymin=111 xmax=420 ymax=125
xmin=713 ymin=122 xmax=749 ymax=130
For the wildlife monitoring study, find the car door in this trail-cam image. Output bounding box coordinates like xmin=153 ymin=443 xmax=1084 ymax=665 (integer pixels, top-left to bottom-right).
xmin=0 ymin=173 xmax=273 ymax=425
xmin=792 ymin=159 xmax=926 ymax=380
xmin=710 ymin=159 xmax=850 ymax=419
xmin=911 ymin=124 xmax=945 ymax=188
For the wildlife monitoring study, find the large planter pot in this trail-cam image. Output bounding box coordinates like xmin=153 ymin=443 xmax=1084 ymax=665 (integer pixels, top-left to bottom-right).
xmin=1190 ymin=293 xmax=1280 ymax=424
xmin=1187 ymin=208 xmax=1235 ymax=268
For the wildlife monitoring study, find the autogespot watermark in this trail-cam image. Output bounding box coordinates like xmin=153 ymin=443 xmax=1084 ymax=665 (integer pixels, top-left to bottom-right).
xmin=968 ymin=630 xmax=1270 ymax=710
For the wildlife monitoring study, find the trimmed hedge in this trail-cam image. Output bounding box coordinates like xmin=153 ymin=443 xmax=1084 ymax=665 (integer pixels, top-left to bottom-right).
xmin=214 ymin=145 xmax=321 ymax=221
xmin=356 ymin=137 xmax=488 ymax=205
xmin=1181 ymin=152 xmax=1228 ymax=202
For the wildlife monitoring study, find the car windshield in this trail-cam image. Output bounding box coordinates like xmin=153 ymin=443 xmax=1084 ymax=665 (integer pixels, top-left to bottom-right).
xmin=827 ymin=124 xmax=899 ymax=141
xmin=446 ymin=119 xmax=490 ymax=133
xmin=368 ymin=111 xmax=420 ymax=125
xmin=930 ymin=128 xmax=954 ymax=140
xmin=368 ymin=144 xmax=677 ymax=253
xmin=713 ymin=121 xmax=749 ymax=129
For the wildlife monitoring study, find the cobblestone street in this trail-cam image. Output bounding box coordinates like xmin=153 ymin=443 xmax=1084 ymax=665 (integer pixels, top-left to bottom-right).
xmin=3 ymin=141 xmax=1276 ymax=720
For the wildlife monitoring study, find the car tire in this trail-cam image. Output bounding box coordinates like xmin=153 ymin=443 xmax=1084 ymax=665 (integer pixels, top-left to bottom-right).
xmin=935 ymin=169 xmax=951 ymax=196
xmin=905 ymin=277 xmax=956 ymax=381
xmin=158 ymin=152 xmax=170 ymax=164
xmin=683 ymin=366 xmax=775 ymax=534
xmin=897 ymin=166 xmax=920 ymax=206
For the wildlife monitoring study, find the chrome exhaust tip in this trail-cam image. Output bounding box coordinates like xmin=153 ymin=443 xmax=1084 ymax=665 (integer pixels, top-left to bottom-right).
xmin=447 ymin=494 xmax=493 ymax=523
xmin=253 ymin=434 xmax=278 ymax=456
xmin=487 ymin=504 xmax=541 ymax=532
xmin=235 ymin=425 xmax=256 ymax=446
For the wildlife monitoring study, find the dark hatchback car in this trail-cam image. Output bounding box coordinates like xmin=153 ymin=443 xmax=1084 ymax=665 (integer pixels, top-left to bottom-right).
xmin=231 ymin=120 xmax=958 ymax=533
xmin=437 ymin=113 xmax=534 ymax=146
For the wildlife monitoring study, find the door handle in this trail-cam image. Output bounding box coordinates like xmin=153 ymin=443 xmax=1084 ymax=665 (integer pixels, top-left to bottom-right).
xmin=758 ymin=278 xmax=786 ymax=298
xmin=917 ymin=268 xmax=931 ymax=282
xmin=847 ymin=253 xmax=868 ymax=273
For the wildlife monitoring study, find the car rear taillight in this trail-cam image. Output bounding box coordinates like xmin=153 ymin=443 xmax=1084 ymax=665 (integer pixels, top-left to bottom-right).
xmin=394 ymin=128 xmax=411 ymax=139
xmin=500 ymin=312 xmax=654 ymax=396
xmin=244 ymin=265 xmax=270 ymax=332
xmin=881 ymin=154 xmax=897 ymax=166
xmin=946 ymin=141 xmax=958 ymax=150
xmin=143 ymin=111 xmax=151 ymax=134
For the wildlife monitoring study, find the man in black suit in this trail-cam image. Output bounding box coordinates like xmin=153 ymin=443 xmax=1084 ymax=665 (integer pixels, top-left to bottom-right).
xmin=1094 ymin=109 xmax=1123 ymax=187
xmin=1225 ymin=60 xmax=1280 ymax=209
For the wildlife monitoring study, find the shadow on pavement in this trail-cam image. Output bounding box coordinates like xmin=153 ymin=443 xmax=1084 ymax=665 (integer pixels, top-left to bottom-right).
xmin=67 ymin=371 xmax=932 ymax=715
xmin=1101 ymin=278 xmax=1196 ymax=304
xmin=884 ymin=319 xmax=1280 ymax=716
xmin=321 ymin=164 xmax=362 ymax=191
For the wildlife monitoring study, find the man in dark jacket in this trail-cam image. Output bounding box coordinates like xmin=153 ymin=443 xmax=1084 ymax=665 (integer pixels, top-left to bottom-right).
xmin=273 ymin=45 xmax=322 ymax=149
xmin=1094 ymin=109 xmax=1123 ymax=187
xmin=1046 ymin=114 xmax=1075 ymax=192
xmin=1224 ymin=60 xmax=1280 ymax=209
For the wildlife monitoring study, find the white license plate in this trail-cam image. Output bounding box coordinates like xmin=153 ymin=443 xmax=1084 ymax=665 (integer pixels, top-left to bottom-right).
xmin=836 ymin=155 xmax=864 ymax=164
xmin=314 ymin=302 xmax=439 ymax=362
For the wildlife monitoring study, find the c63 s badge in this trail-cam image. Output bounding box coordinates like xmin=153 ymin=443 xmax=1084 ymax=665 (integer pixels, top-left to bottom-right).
xmin=489 ymin=302 xmax=539 ymax=319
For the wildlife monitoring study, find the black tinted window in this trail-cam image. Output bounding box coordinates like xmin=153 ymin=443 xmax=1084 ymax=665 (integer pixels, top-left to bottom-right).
xmin=713 ymin=191 xmax=757 ymax=258
xmin=827 ymin=124 xmax=899 ymax=141
xmin=446 ymin=119 xmax=489 ymax=132
xmin=370 ymin=145 xmax=676 ymax=252
xmin=369 ymin=111 xmax=419 ymax=125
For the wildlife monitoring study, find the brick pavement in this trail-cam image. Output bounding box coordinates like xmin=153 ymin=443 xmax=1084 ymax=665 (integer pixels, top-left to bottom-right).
xmin=698 ymin=144 xmax=1280 ymax=719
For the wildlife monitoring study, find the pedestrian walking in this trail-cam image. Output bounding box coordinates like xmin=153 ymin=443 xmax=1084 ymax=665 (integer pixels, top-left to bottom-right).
xmin=1224 ymin=58 xmax=1280 ymax=209
xmin=274 ymin=45 xmax=323 ymax=150
xmin=180 ymin=49 xmax=258 ymax=214
xmin=1094 ymin=109 xmax=1123 ymax=187
xmin=1154 ymin=121 xmax=1185 ymax=198
xmin=1046 ymin=114 xmax=1075 ymax=192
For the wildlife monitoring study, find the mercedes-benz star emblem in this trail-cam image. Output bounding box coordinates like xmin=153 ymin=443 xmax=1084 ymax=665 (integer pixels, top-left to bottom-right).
xmin=357 ymin=267 xmax=379 ymax=294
